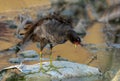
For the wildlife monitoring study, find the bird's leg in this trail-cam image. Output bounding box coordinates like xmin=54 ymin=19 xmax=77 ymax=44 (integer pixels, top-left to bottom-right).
xmin=39 ymin=51 xmax=43 ymax=69
xmin=47 ymin=45 xmax=64 ymax=74
xmin=49 ymin=50 xmax=53 ymax=66
xmin=39 ymin=51 xmax=47 ymax=73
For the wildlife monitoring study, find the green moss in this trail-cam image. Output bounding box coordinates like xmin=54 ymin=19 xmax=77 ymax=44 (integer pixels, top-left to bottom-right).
xmin=6 ymin=73 xmax=26 ymax=81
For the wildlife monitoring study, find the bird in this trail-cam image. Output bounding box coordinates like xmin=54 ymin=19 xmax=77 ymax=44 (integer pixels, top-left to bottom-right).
xmin=1 ymin=12 xmax=83 ymax=72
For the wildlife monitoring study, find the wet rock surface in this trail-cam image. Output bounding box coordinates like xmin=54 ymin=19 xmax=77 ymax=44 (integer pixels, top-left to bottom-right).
xmin=0 ymin=61 xmax=101 ymax=81
xmin=9 ymin=58 xmax=22 ymax=64
xmin=8 ymin=50 xmax=50 ymax=64
xmin=19 ymin=50 xmax=39 ymax=58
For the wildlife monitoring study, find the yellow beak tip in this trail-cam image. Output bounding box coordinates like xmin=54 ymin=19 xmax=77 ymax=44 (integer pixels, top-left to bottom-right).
xmin=74 ymin=45 xmax=77 ymax=48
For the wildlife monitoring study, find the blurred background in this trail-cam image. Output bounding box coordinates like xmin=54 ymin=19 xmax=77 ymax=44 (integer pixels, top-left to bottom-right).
xmin=0 ymin=0 xmax=120 ymax=81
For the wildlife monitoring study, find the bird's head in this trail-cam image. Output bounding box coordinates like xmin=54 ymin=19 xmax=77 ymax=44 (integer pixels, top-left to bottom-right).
xmin=67 ymin=30 xmax=83 ymax=47
xmin=72 ymin=36 xmax=83 ymax=48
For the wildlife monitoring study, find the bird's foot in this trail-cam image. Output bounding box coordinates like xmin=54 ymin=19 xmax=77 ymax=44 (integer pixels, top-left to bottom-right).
xmin=46 ymin=64 xmax=65 ymax=75
xmin=39 ymin=67 xmax=48 ymax=73
xmin=28 ymin=67 xmax=48 ymax=74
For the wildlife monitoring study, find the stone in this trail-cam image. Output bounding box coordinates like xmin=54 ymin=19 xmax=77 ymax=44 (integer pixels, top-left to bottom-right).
xmin=19 ymin=50 xmax=39 ymax=58
xmin=0 ymin=61 xmax=102 ymax=81
xmin=9 ymin=58 xmax=22 ymax=64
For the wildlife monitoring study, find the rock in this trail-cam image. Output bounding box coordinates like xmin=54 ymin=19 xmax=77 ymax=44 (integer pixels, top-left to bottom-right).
xmin=74 ymin=19 xmax=87 ymax=37
xmin=23 ymin=57 xmax=49 ymax=61
xmin=9 ymin=24 xmax=17 ymax=29
xmin=50 ymin=0 xmax=80 ymax=4
xmin=110 ymin=44 xmax=120 ymax=48
xmin=9 ymin=50 xmax=50 ymax=63
xmin=61 ymin=9 xmax=75 ymax=17
xmin=65 ymin=0 xmax=79 ymax=3
xmin=19 ymin=50 xmax=39 ymax=58
xmin=9 ymin=58 xmax=22 ymax=64
xmin=5 ymin=20 xmax=17 ymax=29
xmin=0 ymin=61 xmax=101 ymax=81
xmin=8 ymin=50 xmax=40 ymax=63
xmin=50 ymin=0 xmax=65 ymax=4
xmin=55 ymin=55 xmax=68 ymax=61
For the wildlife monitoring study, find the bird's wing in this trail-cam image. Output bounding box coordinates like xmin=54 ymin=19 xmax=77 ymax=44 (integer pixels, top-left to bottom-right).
xmin=42 ymin=20 xmax=71 ymax=43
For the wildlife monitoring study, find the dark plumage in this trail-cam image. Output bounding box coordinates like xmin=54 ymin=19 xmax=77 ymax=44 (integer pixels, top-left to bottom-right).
xmin=0 ymin=13 xmax=82 ymax=71
xmin=16 ymin=13 xmax=82 ymax=52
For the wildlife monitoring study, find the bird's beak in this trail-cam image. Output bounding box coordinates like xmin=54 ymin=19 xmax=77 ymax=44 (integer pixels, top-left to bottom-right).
xmin=74 ymin=43 xmax=84 ymax=48
xmin=74 ymin=42 xmax=84 ymax=48
xmin=74 ymin=42 xmax=79 ymax=48
xmin=74 ymin=44 xmax=77 ymax=48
